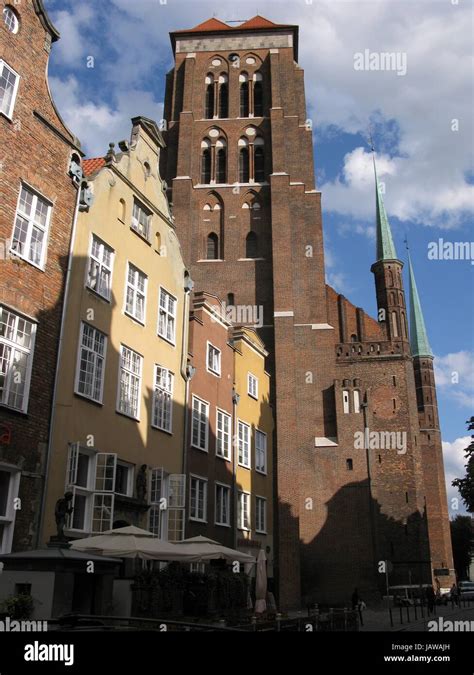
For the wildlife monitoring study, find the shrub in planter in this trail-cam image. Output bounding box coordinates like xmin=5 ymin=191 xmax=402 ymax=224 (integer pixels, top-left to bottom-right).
xmin=1 ymin=594 xmax=34 ymax=620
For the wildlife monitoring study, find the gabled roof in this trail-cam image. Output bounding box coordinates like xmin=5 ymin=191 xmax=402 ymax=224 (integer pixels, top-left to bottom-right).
xmin=82 ymin=157 xmax=106 ymax=177
xmin=170 ymin=15 xmax=299 ymax=59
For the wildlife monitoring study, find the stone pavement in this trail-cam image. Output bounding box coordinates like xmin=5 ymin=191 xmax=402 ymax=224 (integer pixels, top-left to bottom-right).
xmin=359 ymin=602 xmax=474 ymax=632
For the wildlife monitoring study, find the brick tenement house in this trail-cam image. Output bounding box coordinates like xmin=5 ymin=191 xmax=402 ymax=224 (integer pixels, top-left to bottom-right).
xmin=160 ymin=15 xmax=454 ymax=607
xmin=0 ymin=1 xmax=80 ymax=552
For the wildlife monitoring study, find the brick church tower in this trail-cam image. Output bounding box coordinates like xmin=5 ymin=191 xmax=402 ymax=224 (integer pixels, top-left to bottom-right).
xmin=161 ymin=15 xmax=454 ymax=607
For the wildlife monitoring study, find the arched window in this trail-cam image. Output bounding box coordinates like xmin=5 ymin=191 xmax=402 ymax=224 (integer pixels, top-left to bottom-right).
xmin=207 ymin=232 xmax=219 ymax=259
xmin=246 ymin=231 xmax=258 ymax=258
xmin=353 ymin=390 xmax=361 ymax=413
xmin=254 ymin=137 xmax=265 ymax=182
xmin=204 ymin=75 xmax=214 ymax=118
xmin=218 ymin=74 xmax=228 ymax=118
xmin=350 ymin=334 xmax=357 ymax=342
xmin=201 ymin=140 xmax=211 ymax=183
xmin=253 ymin=72 xmax=263 ymax=116
xmin=239 ymin=139 xmax=250 ymax=182
xmin=118 ymin=198 xmax=126 ymax=222
xmin=216 ymin=139 xmax=227 ymax=183
xmin=239 ymin=73 xmax=249 ymax=117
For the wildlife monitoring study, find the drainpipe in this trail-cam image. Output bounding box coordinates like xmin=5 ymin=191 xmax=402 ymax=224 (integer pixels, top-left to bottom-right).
xmin=37 ymin=177 xmax=82 ymax=548
xmin=232 ymin=388 xmax=240 ymax=550
xmin=181 ymin=274 xmax=194 ymax=533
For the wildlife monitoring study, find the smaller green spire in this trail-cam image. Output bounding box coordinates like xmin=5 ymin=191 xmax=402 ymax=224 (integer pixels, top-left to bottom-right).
xmin=408 ymin=252 xmax=433 ymax=358
xmin=373 ymin=153 xmax=398 ymax=261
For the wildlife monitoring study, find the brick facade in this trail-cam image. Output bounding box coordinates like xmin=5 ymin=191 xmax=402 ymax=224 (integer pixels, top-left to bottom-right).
xmin=0 ymin=0 xmax=79 ymax=552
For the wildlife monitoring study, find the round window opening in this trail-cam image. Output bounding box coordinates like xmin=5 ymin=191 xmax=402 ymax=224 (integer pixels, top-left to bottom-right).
xmin=3 ymin=6 xmax=19 ymax=34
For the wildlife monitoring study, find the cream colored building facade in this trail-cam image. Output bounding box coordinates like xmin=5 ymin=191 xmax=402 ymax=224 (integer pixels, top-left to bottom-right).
xmin=41 ymin=117 xmax=191 ymax=544
xmin=233 ymin=328 xmax=274 ymax=576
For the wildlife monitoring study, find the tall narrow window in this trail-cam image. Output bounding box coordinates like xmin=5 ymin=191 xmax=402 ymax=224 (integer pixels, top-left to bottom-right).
xmin=391 ymin=311 xmax=399 ymax=338
xmin=152 ymin=365 xmax=173 ymax=432
xmin=0 ymin=60 xmax=20 ymax=119
xmin=117 ymin=346 xmax=142 ymax=419
xmin=87 ymin=235 xmax=114 ymax=300
xmin=254 ymin=144 xmax=265 ymax=182
xmin=239 ymin=145 xmax=250 ymax=182
xmin=190 ymin=476 xmax=207 ymax=521
xmin=131 ymin=199 xmax=151 ymax=239
xmin=0 ymin=306 xmax=36 ymax=413
xmin=238 ymin=491 xmax=250 ymax=530
xmin=255 ymin=496 xmax=266 ymax=533
xmin=75 ymin=322 xmax=107 ymax=404
xmin=239 ymin=73 xmax=249 ymax=117
xmin=253 ymin=73 xmax=263 ymax=116
xmin=238 ymin=421 xmax=251 ymax=468
xmin=204 ymin=75 xmax=214 ymax=118
xmin=255 ymin=430 xmax=267 ymax=474
xmin=125 ymin=263 xmax=147 ymax=323
xmin=158 ymin=288 xmax=177 ymax=344
xmin=215 ymin=483 xmax=231 ymax=526
xmin=353 ymin=390 xmax=360 ymax=414
xmin=216 ymin=142 xmax=227 ymax=183
xmin=201 ymin=141 xmax=211 ymax=183
xmin=216 ymin=409 xmax=231 ymax=460
xmin=11 ymin=184 xmax=52 ymax=268
xmin=342 ymin=390 xmax=350 ymax=414
xmin=207 ymin=232 xmax=219 ymax=260
xmin=245 ymin=231 xmax=258 ymax=258
xmin=218 ymin=75 xmax=228 ymax=118
xmin=192 ymin=396 xmax=209 ymax=451
xmin=0 ymin=467 xmax=20 ymax=554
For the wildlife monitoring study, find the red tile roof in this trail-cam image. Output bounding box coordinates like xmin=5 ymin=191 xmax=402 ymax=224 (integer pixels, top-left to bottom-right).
xmin=239 ymin=15 xmax=281 ymax=30
xmin=82 ymin=157 xmax=105 ymax=176
xmin=187 ymin=18 xmax=231 ymax=32
xmin=175 ymin=14 xmax=290 ymax=35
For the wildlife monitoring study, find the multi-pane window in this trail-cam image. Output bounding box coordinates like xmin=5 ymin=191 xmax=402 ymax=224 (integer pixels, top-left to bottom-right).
xmin=65 ymin=444 xmax=117 ymax=533
xmin=207 ymin=343 xmax=221 ymax=376
xmin=87 ymin=235 xmax=114 ymax=300
xmin=216 ymin=409 xmax=231 ymax=460
xmin=117 ymin=345 xmax=142 ymax=419
xmin=152 ymin=365 xmax=173 ymax=432
xmin=248 ymin=373 xmax=258 ymax=399
xmin=191 ymin=396 xmax=209 ymax=451
xmin=255 ymin=496 xmax=266 ymax=533
xmin=0 ymin=467 xmax=20 ymax=554
xmin=238 ymin=491 xmax=250 ymax=530
xmin=215 ymin=483 xmax=230 ymax=526
xmin=75 ymin=322 xmax=106 ymax=403
xmin=0 ymin=307 xmax=35 ymax=413
xmin=125 ymin=263 xmax=147 ymax=323
xmin=238 ymin=421 xmax=250 ymax=468
xmin=3 ymin=7 xmax=19 ymax=34
xmin=190 ymin=476 xmax=207 ymax=522
xmin=131 ymin=199 xmax=151 ymax=239
xmin=11 ymin=185 xmax=51 ymax=267
xmin=255 ymin=430 xmax=267 ymax=474
xmin=158 ymin=288 xmax=177 ymax=344
xmin=148 ymin=469 xmax=185 ymax=542
xmin=0 ymin=60 xmax=19 ymax=118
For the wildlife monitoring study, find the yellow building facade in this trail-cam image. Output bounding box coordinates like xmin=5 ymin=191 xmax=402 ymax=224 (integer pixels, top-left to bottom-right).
xmin=41 ymin=117 xmax=191 ymax=544
xmin=233 ymin=328 xmax=274 ymax=575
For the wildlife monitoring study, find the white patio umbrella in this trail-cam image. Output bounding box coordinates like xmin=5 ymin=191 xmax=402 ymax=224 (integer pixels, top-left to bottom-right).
xmin=70 ymin=525 xmax=193 ymax=561
xmin=254 ymin=548 xmax=267 ymax=614
xmin=176 ymin=535 xmax=255 ymax=563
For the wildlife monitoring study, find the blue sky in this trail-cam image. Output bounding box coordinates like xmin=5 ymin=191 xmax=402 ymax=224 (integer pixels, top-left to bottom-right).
xmin=44 ymin=0 xmax=473 ymax=515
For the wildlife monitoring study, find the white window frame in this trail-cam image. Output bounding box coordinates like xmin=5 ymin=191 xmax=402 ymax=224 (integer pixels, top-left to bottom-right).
xmin=74 ymin=322 xmax=107 ymax=404
xmin=158 ymin=287 xmax=177 ymax=346
xmin=3 ymin=7 xmax=19 ymax=34
xmin=0 ymin=60 xmax=20 ymax=119
xmin=255 ymin=496 xmax=267 ymax=534
xmin=215 ymin=482 xmax=231 ymax=527
xmin=131 ymin=198 xmax=152 ymax=240
xmin=86 ymin=234 xmax=114 ymax=301
xmin=216 ymin=409 xmax=231 ymax=461
xmin=0 ymin=465 xmax=20 ymax=554
xmin=238 ymin=491 xmax=251 ymax=531
xmin=10 ymin=183 xmax=52 ymax=269
xmin=0 ymin=306 xmax=36 ymax=413
xmin=191 ymin=395 xmax=209 ymax=452
xmin=124 ymin=262 xmax=147 ymax=324
xmin=152 ymin=365 xmax=173 ymax=433
xmin=117 ymin=345 xmax=143 ymax=420
xmin=255 ymin=428 xmax=267 ymax=475
xmin=206 ymin=342 xmax=221 ymax=376
xmin=247 ymin=372 xmax=258 ymax=399
xmin=237 ymin=420 xmax=251 ymax=468
xmin=189 ymin=474 xmax=207 ymax=523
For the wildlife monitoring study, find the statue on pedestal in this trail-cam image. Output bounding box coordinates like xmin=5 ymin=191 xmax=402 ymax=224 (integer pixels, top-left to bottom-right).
xmin=55 ymin=492 xmax=73 ymax=539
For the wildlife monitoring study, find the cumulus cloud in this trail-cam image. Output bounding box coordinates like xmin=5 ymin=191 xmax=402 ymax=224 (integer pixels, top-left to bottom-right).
xmin=435 ymin=351 xmax=474 ymax=409
xmin=442 ymin=436 xmax=471 ymax=517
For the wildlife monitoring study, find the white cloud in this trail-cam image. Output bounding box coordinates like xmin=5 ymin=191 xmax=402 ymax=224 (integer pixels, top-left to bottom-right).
xmin=53 ymin=5 xmax=95 ymax=66
xmin=435 ymin=351 xmax=474 ymax=409
xmin=442 ymin=436 xmax=471 ymax=517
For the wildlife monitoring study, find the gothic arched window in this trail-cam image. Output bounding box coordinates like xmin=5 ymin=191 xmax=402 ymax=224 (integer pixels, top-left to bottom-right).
xmin=204 ymin=75 xmax=214 ymax=118
xmin=254 ymin=138 xmax=265 ymax=182
xmin=201 ymin=140 xmax=211 ymax=183
xmin=239 ymin=139 xmax=250 ymax=183
xmin=246 ymin=231 xmax=258 ymax=258
xmin=207 ymin=232 xmax=219 ymax=260
xmin=216 ymin=139 xmax=227 ymax=183
xmin=218 ymin=74 xmax=228 ymax=118
xmin=253 ymin=72 xmax=263 ymax=116
xmin=239 ymin=73 xmax=249 ymax=117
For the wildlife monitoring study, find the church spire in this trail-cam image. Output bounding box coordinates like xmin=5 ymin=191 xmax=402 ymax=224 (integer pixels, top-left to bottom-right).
xmin=372 ymin=150 xmax=398 ymax=261
xmin=407 ymin=252 xmax=433 ymax=358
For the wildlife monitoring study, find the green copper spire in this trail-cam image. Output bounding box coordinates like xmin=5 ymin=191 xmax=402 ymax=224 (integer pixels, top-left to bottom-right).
xmin=373 ymin=153 xmax=398 ymax=261
xmin=408 ymin=253 xmax=433 ymax=358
